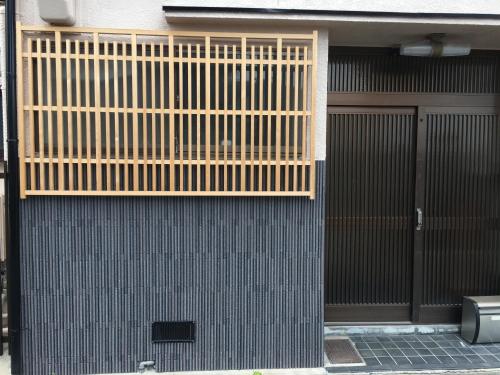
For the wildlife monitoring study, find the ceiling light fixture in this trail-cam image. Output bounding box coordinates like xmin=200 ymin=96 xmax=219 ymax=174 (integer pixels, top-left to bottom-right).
xmin=400 ymin=34 xmax=471 ymax=57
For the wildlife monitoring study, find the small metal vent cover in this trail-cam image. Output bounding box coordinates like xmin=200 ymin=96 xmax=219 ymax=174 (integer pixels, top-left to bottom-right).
xmin=152 ymin=321 xmax=195 ymax=343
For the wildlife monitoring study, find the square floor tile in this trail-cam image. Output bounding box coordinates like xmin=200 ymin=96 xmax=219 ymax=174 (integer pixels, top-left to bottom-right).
xmin=451 ymin=355 xmax=471 ymax=364
xmin=418 ymin=335 xmax=434 ymax=342
xmin=401 ymin=348 xmax=418 ymax=356
xmin=416 ymin=348 xmax=432 ymax=356
xmin=372 ymin=349 xmax=389 ymax=357
xmin=431 ymin=348 xmax=447 ymax=356
xmin=378 ymin=356 xmax=396 ymax=366
xmin=377 ymin=336 xmax=392 ymax=343
xmin=407 ymin=356 xmax=426 ymax=365
xmin=387 ymin=348 xmax=404 ymax=357
xmin=488 ymin=347 xmax=500 ymax=354
xmin=393 ymin=357 xmax=411 ymax=365
xmin=410 ymin=342 xmax=426 ymax=349
xmin=480 ymin=354 xmax=500 ymax=363
xmin=425 ymin=341 xmax=439 ymax=348
xmin=403 ymin=335 xmax=419 ymax=342
xmin=436 ymin=355 xmax=456 ymax=365
xmin=465 ymin=354 xmax=485 ymax=363
xmin=458 ymin=348 xmax=475 ymax=355
xmin=364 ymin=357 xmax=381 ymax=366
xmin=422 ymin=356 xmax=442 ymax=365
xmin=358 ymin=349 xmax=373 ymax=358
xmin=355 ymin=342 xmax=369 ymax=350
xmin=444 ymin=348 xmax=460 ymax=355
xmin=397 ymin=342 xmax=411 ymax=349
xmin=473 ymin=347 xmax=491 ymax=355
xmin=383 ymin=342 xmax=397 ymax=349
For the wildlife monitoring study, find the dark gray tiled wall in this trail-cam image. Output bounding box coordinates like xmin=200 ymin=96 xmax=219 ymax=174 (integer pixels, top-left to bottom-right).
xmin=19 ymin=162 xmax=325 ymax=375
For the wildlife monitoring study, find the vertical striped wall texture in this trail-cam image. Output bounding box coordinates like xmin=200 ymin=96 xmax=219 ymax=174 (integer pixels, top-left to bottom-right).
xmin=422 ymin=112 xmax=500 ymax=306
xmin=325 ymin=111 xmax=415 ymax=306
xmin=328 ymin=48 xmax=500 ymax=93
xmin=19 ymin=162 xmax=325 ymax=375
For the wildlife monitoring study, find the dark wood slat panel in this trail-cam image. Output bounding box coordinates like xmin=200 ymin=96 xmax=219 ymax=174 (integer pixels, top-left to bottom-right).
xmin=328 ymin=49 xmax=500 ymax=94
xmin=325 ymin=108 xmax=416 ymax=321
xmin=421 ymin=109 xmax=500 ymax=307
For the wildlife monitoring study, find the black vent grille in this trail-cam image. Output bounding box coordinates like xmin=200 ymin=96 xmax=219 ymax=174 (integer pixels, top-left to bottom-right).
xmin=152 ymin=321 xmax=195 ymax=343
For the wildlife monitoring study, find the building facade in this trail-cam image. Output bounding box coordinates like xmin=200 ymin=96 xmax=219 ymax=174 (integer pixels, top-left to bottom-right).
xmin=6 ymin=0 xmax=500 ymax=374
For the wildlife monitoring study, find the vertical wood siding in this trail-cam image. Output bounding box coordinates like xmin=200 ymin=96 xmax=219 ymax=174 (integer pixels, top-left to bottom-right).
xmin=328 ymin=48 xmax=500 ymax=94
xmin=422 ymin=109 xmax=500 ymax=306
xmin=325 ymin=109 xmax=416 ymax=307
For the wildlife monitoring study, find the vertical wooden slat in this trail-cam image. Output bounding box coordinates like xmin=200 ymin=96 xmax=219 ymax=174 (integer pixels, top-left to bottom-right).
xmin=93 ymin=32 xmax=102 ymax=191
xmin=36 ymin=38 xmax=45 ymax=191
xmin=301 ymin=46 xmax=308 ymax=192
xmin=46 ymin=38 xmax=54 ymax=190
xmin=232 ymin=44 xmax=237 ymax=190
xmin=27 ymin=38 xmax=35 ymax=191
xmin=266 ymin=45 xmax=272 ymax=191
xmin=84 ymin=40 xmax=92 ymax=190
xmin=55 ymin=31 xmax=65 ymax=190
xmin=75 ymin=40 xmax=82 ymax=190
xmin=159 ymin=41 xmax=165 ymax=190
xmin=284 ymin=45 xmax=291 ymax=190
xmin=65 ymin=39 xmax=74 ymax=190
xmin=113 ymin=41 xmax=120 ymax=190
xmin=309 ymin=31 xmax=318 ymax=198
xmin=141 ymin=42 xmax=148 ymax=190
xmin=293 ymin=46 xmax=299 ymax=191
xmin=150 ymin=42 xmax=157 ymax=191
xmin=205 ymin=36 xmax=211 ymax=191
xmin=187 ymin=43 xmax=193 ymax=191
xmin=275 ymin=38 xmax=282 ymax=192
xmin=214 ymin=44 xmax=220 ymax=191
xmin=258 ymin=45 xmax=264 ymax=192
xmin=223 ymin=45 xmax=228 ymax=192
xmin=168 ymin=35 xmax=176 ymax=190
xmin=122 ymin=41 xmax=129 ymax=190
xmin=104 ymin=41 xmax=111 ymax=190
xmin=250 ymin=45 xmax=255 ymax=191
xmin=131 ymin=33 xmax=139 ymax=191
xmin=240 ymin=37 xmax=246 ymax=191
xmin=16 ymin=23 xmax=26 ymax=197
xmin=178 ymin=43 xmax=184 ymax=191
xmin=196 ymin=43 xmax=201 ymax=191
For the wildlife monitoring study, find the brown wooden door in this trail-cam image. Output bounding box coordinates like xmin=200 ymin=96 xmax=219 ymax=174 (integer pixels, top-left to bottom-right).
xmin=325 ymin=107 xmax=417 ymax=322
xmin=413 ymin=106 xmax=500 ymax=323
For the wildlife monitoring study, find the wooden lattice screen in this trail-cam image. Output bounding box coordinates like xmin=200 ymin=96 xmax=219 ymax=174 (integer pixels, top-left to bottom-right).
xmin=16 ymin=23 xmax=317 ymax=198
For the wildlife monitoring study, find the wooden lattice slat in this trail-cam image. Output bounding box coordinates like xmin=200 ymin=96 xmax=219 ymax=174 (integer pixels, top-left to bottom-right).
xmin=17 ymin=23 xmax=318 ymax=198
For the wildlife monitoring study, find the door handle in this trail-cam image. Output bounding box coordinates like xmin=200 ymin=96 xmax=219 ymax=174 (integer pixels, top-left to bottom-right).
xmin=416 ymin=208 xmax=423 ymax=231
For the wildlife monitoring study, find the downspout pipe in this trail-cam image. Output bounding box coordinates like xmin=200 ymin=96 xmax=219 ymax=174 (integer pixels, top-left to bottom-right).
xmin=5 ymin=0 xmax=22 ymax=373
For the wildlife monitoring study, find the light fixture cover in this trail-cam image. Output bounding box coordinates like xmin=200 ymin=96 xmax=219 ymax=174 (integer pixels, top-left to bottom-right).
xmin=400 ymin=40 xmax=471 ymax=57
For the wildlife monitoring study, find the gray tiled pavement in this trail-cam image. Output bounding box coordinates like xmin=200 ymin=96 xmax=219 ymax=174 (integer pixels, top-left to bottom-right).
xmin=328 ymin=333 xmax=500 ymax=373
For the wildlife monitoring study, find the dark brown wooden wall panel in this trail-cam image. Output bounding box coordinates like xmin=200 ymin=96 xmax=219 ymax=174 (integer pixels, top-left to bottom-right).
xmin=328 ymin=48 xmax=500 ymax=94
xmin=325 ymin=108 xmax=416 ymax=307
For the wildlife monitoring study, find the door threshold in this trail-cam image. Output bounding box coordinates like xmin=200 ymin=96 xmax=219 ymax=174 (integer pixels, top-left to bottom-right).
xmin=325 ymin=324 xmax=460 ymax=336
